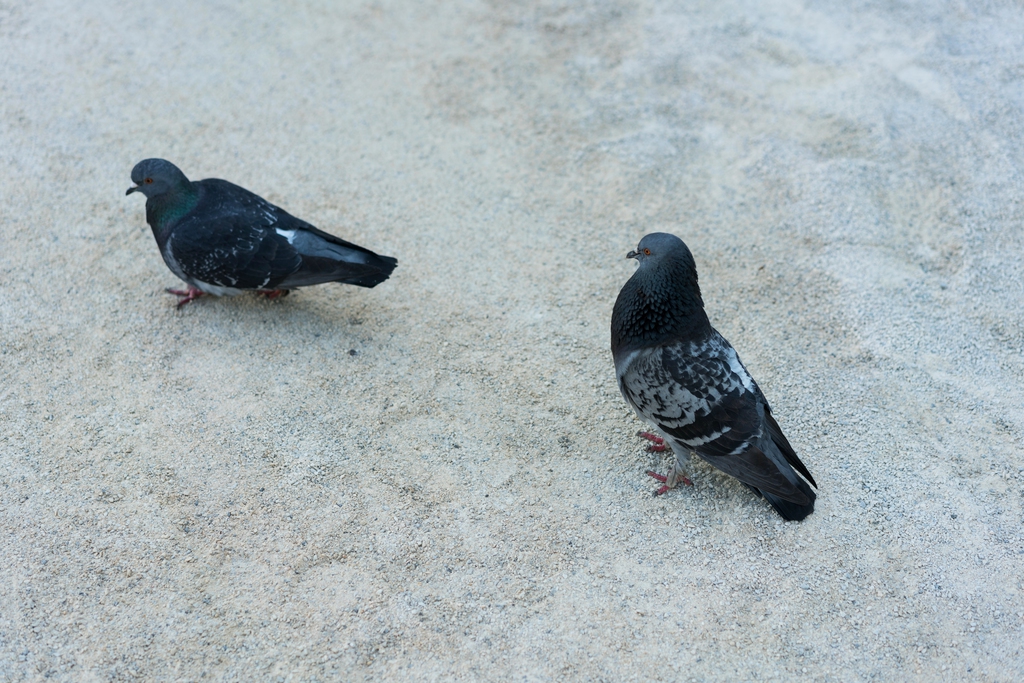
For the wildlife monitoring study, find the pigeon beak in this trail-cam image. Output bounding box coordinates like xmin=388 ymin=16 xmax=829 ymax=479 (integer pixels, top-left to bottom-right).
xmin=126 ymin=185 xmax=140 ymax=196
xmin=626 ymin=249 xmax=639 ymax=260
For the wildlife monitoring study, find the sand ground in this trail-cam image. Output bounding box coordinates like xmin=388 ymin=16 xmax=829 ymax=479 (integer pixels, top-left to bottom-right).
xmin=2 ymin=0 xmax=1023 ymax=680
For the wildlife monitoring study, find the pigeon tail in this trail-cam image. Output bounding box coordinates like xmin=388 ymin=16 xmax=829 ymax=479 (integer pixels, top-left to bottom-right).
xmin=274 ymin=252 xmax=397 ymax=289
xmin=763 ymin=407 xmax=817 ymax=488
xmin=759 ymin=477 xmax=816 ymax=521
xmin=752 ymin=430 xmax=817 ymax=520
xmin=339 ymin=254 xmax=398 ymax=288
xmin=279 ymin=229 xmax=398 ymax=289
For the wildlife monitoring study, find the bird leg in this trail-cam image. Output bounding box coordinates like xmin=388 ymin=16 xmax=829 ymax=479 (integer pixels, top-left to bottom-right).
xmin=636 ymin=432 xmax=693 ymax=494
xmin=165 ymin=286 xmax=205 ymax=308
xmin=636 ymin=430 xmax=667 ymax=452
xmin=645 ymin=465 xmax=694 ymax=496
xmin=258 ymin=289 xmax=290 ymax=300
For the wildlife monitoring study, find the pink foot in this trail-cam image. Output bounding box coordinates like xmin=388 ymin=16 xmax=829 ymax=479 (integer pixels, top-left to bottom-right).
xmin=637 ymin=430 xmax=667 ymax=452
xmin=645 ymin=470 xmax=693 ymax=496
xmin=258 ymin=289 xmax=290 ymax=300
xmin=165 ymin=286 xmax=205 ymax=308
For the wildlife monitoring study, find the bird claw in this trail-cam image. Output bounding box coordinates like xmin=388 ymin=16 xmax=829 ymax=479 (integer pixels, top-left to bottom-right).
xmin=636 ymin=431 xmax=664 ymax=444
xmin=165 ymin=286 xmax=204 ymax=308
xmin=258 ymin=289 xmax=290 ymax=300
xmin=645 ymin=469 xmax=693 ymax=496
xmin=646 ymin=470 xmax=671 ymax=496
xmin=637 ymin=430 xmax=667 ymax=452
xmin=645 ymin=470 xmax=668 ymax=483
xmin=638 ymin=433 xmax=693 ymax=491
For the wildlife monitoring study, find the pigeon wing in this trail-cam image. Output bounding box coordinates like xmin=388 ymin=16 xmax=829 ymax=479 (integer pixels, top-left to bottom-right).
xmin=629 ymin=338 xmax=811 ymax=503
xmin=168 ymin=180 xmax=301 ymax=289
xmin=617 ymin=337 xmax=760 ymax=455
xmin=198 ymin=179 xmax=397 ymax=290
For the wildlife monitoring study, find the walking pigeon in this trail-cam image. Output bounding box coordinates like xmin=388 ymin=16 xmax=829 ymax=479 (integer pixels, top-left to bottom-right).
xmin=610 ymin=233 xmax=817 ymax=521
xmin=126 ymin=159 xmax=398 ymax=307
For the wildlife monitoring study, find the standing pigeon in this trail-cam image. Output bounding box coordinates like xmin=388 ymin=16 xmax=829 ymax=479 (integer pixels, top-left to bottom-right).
xmin=611 ymin=233 xmax=817 ymax=521
xmin=126 ymin=159 xmax=397 ymax=307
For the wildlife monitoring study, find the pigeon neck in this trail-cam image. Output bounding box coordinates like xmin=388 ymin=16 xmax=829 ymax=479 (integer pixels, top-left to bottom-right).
xmin=146 ymin=183 xmax=200 ymax=240
xmin=611 ymin=265 xmax=711 ymax=354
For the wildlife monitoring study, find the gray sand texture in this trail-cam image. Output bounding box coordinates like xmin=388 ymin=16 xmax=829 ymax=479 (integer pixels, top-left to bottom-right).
xmin=2 ymin=0 xmax=1023 ymax=680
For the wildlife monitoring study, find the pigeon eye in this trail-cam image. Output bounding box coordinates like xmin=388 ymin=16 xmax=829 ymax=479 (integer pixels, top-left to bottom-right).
xmin=643 ymin=248 xmax=651 ymax=255
xmin=144 ymin=177 xmax=154 ymax=184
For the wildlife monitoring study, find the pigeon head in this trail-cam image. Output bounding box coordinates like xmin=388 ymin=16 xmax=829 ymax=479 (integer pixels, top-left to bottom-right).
xmin=626 ymin=233 xmax=703 ymax=300
xmin=126 ymin=158 xmax=191 ymax=199
xmin=611 ymin=232 xmax=709 ymax=353
xmin=626 ymin=232 xmax=692 ymax=266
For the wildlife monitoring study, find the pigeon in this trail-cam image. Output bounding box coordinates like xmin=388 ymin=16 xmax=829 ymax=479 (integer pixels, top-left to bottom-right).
xmin=126 ymin=159 xmax=398 ymax=307
xmin=611 ymin=232 xmax=817 ymax=521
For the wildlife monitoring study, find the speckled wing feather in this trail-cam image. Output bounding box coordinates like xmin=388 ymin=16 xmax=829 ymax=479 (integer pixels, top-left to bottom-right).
xmin=618 ymin=331 xmax=811 ymax=503
xmin=618 ymin=332 xmax=756 ymax=452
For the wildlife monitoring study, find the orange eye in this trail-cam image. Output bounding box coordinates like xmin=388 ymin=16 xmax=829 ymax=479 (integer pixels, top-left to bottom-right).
xmin=144 ymin=177 xmax=154 ymax=184
xmin=643 ymin=248 xmax=651 ymax=255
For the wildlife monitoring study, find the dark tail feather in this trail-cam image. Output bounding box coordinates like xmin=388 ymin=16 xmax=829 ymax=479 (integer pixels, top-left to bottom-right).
xmin=341 ymin=254 xmax=398 ymax=288
xmin=754 ymin=420 xmax=818 ymax=521
xmin=759 ymin=476 xmax=816 ymax=521
xmin=287 ymin=227 xmax=398 ymax=289
xmin=764 ymin=408 xmax=817 ymax=488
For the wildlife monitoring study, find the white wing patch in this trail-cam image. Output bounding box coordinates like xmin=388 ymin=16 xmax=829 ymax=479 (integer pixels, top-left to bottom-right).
xmin=683 ymin=427 xmax=730 ymax=446
xmin=614 ymin=349 xmax=642 ymax=381
xmin=724 ymin=346 xmax=755 ymax=391
xmin=162 ymin=235 xmax=189 ymax=282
